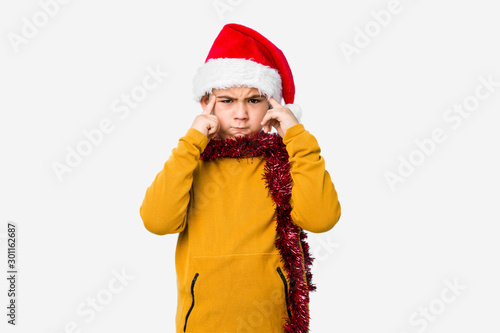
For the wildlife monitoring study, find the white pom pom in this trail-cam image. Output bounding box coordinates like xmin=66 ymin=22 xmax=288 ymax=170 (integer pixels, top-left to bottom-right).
xmin=285 ymin=103 xmax=302 ymax=123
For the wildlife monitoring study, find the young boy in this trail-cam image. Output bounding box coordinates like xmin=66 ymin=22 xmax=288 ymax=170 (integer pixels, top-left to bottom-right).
xmin=140 ymin=23 xmax=341 ymax=333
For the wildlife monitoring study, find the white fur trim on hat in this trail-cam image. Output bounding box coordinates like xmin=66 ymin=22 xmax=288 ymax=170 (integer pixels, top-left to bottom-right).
xmin=193 ymin=58 xmax=283 ymax=102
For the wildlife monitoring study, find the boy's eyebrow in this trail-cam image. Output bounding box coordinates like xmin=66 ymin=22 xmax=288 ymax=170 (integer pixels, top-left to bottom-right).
xmin=215 ymin=94 xmax=265 ymax=100
xmin=247 ymin=94 xmax=265 ymax=99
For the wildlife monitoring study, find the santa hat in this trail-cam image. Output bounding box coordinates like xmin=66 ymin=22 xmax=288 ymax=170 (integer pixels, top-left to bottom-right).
xmin=193 ymin=23 xmax=302 ymax=121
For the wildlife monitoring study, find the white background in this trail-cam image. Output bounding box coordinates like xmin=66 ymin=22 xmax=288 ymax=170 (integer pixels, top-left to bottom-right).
xmin=1 ymin=0 xmax=499 ymax=332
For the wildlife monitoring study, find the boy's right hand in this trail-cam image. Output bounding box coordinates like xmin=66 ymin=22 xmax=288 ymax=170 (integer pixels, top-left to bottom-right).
xmin=191 ymin=95 xmax=219 ymax=139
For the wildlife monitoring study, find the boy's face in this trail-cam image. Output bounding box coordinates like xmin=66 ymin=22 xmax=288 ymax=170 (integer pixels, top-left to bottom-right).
xmin=200 ymin=87 xmax=270 ymax=140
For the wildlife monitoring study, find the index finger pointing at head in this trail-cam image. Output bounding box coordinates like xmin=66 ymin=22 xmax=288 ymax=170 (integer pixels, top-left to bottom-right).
xmin=203 ymin=95 xmax=216 ymax=115
xmin=268 ymin=96 xmax=282 ymax=109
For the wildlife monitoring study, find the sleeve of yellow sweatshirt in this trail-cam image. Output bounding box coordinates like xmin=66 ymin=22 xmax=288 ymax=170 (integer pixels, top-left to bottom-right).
xmin=140 ymin=128 xmax=209 ymax=235
xmin=283 ymin=123 xmax=341 ymax=233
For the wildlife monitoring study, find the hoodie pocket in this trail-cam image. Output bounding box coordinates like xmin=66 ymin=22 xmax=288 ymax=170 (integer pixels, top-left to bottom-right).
xmin=276 ymin=267 xmax=292 ymax=319
xmin=183 ymin=272 xmax=199 ymax=332
xmin=182 ymin=254 xmax=288 ymax=331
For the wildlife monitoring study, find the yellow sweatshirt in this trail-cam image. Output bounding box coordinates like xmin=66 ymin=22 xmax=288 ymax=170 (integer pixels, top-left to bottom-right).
xmin=140 ymin=124 xmax=341 ymax=332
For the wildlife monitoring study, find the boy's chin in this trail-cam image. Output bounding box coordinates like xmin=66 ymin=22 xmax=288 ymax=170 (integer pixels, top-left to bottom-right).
xmin=224 ymin=133 xmax=248 ymax=140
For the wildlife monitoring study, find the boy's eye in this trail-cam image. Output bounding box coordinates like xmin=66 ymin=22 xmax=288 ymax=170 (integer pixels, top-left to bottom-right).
xmin=220 ymin=99 xmax=233 ymax=103
xmin=249 ymin=99 xmax=262 ymax=104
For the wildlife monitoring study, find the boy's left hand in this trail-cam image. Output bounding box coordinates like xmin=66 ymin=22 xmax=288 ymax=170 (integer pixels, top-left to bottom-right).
xmin=260 ymin=97 xmax=299 ymax=138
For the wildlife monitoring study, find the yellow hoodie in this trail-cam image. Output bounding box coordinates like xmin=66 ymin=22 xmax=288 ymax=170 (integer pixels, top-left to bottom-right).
xmin=140 ymin=123 xmax=341 ymax=332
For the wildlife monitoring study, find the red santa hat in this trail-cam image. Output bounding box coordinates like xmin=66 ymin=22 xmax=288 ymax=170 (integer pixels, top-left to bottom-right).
xmin=193 ymin=23 xmax=302 ymax=121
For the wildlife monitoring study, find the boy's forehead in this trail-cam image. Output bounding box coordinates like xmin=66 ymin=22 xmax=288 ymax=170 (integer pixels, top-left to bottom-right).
xmin=212 ymin=86 xmax=263 ymax=97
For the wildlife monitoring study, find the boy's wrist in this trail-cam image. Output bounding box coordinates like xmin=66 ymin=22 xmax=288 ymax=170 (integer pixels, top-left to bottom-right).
xmin=283 ymin=123 xmax=305 ymax=143
xmin=185 ymin=128 xmax=210 ymax=152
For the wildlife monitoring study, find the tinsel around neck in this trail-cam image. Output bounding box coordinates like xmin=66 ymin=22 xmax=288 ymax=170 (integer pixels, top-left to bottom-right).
xmin=200 ymin=131 xmax=283 ymax=160
xmin=200 ymin=131 xmax=316 ymax=333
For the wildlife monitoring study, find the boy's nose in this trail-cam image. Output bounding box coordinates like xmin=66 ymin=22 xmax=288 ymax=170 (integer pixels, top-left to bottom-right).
xmin=233 ymin=102 xmax=249 ymax=120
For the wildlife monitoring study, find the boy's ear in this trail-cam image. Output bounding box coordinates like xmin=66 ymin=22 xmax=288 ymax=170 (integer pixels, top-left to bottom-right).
xmin=200 ymin=94 xmax=210 ymax=108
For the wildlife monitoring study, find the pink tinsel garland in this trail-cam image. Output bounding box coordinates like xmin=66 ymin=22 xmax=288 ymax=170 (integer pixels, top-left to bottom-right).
xmin=200 ymin=132 xmax=316 ymax=332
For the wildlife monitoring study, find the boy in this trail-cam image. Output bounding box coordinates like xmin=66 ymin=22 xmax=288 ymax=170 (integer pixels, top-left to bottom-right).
xmin=140 ymin=23 xmax=341 ymax=333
